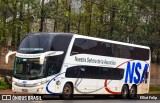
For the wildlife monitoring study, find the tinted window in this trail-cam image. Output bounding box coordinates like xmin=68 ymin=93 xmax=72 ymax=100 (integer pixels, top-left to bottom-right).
xmin=114 ymin=45 xmax=131 ymax=59
xmin=19 ymin=34 xmax=73 ymax=54
xmin=113 ymin=44 xmax=120 ymax=57
xmin=47 ymin=55 xmax=63 ymax=76
xmin=51 ymin=35 xmax=72 ymax=52
xmin=99 ymin=67 xmax=124 ymax=80
xmin=105 ymin=43 xmax=113 ymax=56
xmin=65 ymin=66 xmax=124 ymax=80
xmin=71 ymin=38 xmax=113 ymax=56
xmin=71 ymin=38 xmax=89 ymax=55
xmin=18 ymin=34 xmax=52 ymax=54
xmin=71 ymin=38 xmax=149 ymax=61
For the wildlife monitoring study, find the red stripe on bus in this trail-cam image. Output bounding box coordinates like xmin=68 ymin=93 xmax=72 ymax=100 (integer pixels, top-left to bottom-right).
xmin=116 ymin=59 xmax=134 ymax=68
xmin=104 ymin=80 xmax=121 ymax=94
xmin=104 ymin=60 xmax=149 ymax=94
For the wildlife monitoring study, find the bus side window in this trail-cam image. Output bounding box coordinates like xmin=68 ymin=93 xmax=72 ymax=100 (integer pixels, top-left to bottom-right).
xmin=47 ymin=62 xmax=58 ymax=76
xmin=78 ymin=67 xmax=86 ymax=78
xmin=47 ymin=62 xmax=53 ymax=76
xmin=71 ymin=38 xmax=88 ymax=55
xmin=66 ymin=66 xmax=82 ymax=78
xmin=113 ymin=44 xmax=120 ymax=57
xmin=104 ymin=43 xmax=113 ymax=56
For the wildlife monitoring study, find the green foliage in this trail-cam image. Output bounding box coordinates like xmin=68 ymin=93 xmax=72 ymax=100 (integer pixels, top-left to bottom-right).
xmin=0 ymin=80 xmax=10 ymax=90
xmin=150 ymin=86 xmax=160 ymax=91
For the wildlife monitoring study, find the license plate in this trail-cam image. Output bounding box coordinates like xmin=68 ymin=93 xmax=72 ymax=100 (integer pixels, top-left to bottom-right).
xmin=22 ymin=89 xmax=28 ymax=92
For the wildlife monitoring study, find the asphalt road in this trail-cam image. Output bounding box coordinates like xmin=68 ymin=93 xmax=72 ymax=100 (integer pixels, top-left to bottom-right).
xmin=0 ymin=100 xmax=159 ymax=103
xmin=0 ymin=95 xmax=160 ymax=103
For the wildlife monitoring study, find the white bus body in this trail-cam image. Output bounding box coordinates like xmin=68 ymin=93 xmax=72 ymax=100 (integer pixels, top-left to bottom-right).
xmin=6 ymin=33 xmax=151 ymax=99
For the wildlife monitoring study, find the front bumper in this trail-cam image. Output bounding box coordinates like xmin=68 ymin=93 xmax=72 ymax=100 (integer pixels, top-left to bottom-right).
xmin=12 ymin=84 xmax=46 ymax=94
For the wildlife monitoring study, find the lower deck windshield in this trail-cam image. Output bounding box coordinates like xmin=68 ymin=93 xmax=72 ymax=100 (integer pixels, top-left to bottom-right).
xmin=13 ymin=57 xmax=44 ymax=80
xmin=13 ymin=55 xmax=63 ymax=80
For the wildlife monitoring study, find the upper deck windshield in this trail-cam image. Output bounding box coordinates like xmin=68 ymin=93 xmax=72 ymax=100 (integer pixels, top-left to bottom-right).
xmin=18 ymin=34 xmax=53 ymax=54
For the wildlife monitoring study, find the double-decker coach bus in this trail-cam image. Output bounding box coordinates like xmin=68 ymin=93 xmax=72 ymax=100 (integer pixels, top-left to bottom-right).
xmin=6 ymin=32 xmax=150 ymax=99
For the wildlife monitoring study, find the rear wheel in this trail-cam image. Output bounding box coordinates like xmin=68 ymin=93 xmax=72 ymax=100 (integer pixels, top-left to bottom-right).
xmin=121 ymin=85 xmax=129 ymax=99
xmin=129 ymin=85 xmax=137 ymax=98
xmin=61 ymin=83 xmax=73 ymax=100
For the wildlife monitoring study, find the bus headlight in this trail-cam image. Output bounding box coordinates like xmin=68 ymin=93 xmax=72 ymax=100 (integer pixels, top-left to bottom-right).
xmin=12 ymin=81 xmax=16 ymax=85
xmin=34 ymin=81 xmax=47 ymax=86
xmin=34 ymin=83 xmax=41 ymax=86
xmin=56 ymin=80 xmax=61 ymax=85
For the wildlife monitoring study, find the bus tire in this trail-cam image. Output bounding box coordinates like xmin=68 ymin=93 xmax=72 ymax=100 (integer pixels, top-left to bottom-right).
xmin=61 ymin=83 xmax=73 ymax=100
xmin=121 ymin=85 xmax=129 ymax=99
xmin=129 ymin=85 xmax=137 ymax=98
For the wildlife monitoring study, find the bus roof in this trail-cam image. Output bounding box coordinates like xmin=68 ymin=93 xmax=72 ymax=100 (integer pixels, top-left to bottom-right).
xmin=27 ymin=32 xmax=150 ymax=50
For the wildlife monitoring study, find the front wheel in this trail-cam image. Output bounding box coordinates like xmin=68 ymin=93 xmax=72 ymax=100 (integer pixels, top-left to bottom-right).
xmin=121 ymin=85 xmax=129 ymax=99
xmin=61 ymin=83 xmax=73 ymax=99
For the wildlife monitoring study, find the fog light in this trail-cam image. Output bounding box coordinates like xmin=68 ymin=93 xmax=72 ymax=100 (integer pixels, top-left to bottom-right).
xmin=56 ymin=80 xmax=61 ymax=85
xmin=37 ymin=88 xmax=43 ymax=92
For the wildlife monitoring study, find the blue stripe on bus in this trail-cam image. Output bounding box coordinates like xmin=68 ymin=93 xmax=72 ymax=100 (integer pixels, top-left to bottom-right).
xmin=46 ymin=72 xmax=65 ymax=94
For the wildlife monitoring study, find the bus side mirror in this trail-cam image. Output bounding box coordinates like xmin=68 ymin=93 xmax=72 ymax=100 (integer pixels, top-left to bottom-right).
xmin=5 ymin=51 xmax=17 ymax=64
xmin=40 ymin=51 xmax=64 ymax=64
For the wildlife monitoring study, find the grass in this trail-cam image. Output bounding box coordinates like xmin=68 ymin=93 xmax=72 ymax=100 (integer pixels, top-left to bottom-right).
xmin=150 ymin=86 xmax=160 ymax=91
xmin=149 ymin=85 xmax=160 ymax=94
xmin=0 ymin=80 xmax=10 ymax=90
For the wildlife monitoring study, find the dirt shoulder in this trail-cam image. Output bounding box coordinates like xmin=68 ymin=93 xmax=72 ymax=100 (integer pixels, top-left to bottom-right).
xmin=0 ymin=90 xmax=31 ymax=94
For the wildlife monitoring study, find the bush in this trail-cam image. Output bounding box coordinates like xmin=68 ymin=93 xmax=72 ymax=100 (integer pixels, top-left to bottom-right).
xmin=0 ymin=80 xmax=10 ymax=90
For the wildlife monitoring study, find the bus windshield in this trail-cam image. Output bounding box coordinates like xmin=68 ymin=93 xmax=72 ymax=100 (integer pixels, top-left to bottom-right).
xmin=18 ymin=34 xmax=53 ymax=54
xmin=13 ymin=57 xmax=45 ymax=80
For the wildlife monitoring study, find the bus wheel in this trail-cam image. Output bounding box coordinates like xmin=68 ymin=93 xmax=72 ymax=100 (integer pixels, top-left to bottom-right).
xmin=121 ymin=85 xmax=129 ymax=99
xmin=61 ymin=83 xmax=73 ymax=99
xmin=129 ymin=85 xmax=137 ymax=98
